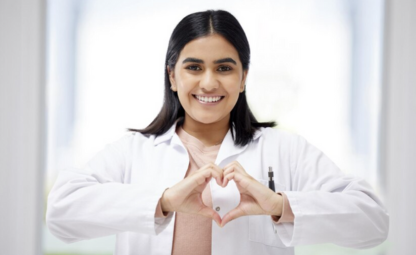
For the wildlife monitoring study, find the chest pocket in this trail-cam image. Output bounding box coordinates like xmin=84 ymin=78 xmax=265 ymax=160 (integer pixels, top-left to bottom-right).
xmin=248 ymin=179 xmax=287 ymax=248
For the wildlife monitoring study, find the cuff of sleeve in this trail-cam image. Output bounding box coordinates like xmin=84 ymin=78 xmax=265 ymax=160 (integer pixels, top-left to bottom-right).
xmin=154 ymin=188 xmax=174 ymax=231
xmin=271 ymin=192 xmax=295 ymax=223
xmin=155 ymin=199 xmax=169 ymax=218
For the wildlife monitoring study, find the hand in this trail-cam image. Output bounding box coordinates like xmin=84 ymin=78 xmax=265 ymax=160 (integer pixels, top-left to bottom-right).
xmin=160 ymin=163 xmax=224 ymax=226
xmin=221 ymin=161 xmax=283 ymax=227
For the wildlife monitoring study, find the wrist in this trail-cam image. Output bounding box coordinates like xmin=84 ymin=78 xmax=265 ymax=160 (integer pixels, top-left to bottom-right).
xmin=270 ymin=192 xmax=283 ymax=216
xmin=160 ymin=188 xmax=172 ymax=213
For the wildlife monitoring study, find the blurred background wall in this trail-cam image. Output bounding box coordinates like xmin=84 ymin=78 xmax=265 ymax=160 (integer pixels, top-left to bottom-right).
xmin=381 ymin=0 xmax=416 ymax=254
xmin=0 ymin=0 xmax=46 ymax=254
xmin=0 ymin=0 xmax=415 ymax=254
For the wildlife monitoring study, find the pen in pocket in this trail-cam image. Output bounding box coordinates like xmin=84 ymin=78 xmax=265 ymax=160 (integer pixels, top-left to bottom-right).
xmin=268 ymin=166 xmax=275 ymax=192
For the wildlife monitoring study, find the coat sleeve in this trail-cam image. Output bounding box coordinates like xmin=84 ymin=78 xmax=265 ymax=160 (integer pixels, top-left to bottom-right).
xmin=274 ymin=135 xmax=389 ymax=248
xmin=46 ymin=133 xmax=173 ymax=243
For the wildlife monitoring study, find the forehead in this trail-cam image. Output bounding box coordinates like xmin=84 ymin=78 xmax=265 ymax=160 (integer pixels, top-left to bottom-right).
xmin=178 ymin=34 xmax=240 ymax=63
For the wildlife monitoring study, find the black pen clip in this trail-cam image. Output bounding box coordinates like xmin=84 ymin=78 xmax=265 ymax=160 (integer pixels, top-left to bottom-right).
xmin=268 ymin=166 xmax=275 ymax=192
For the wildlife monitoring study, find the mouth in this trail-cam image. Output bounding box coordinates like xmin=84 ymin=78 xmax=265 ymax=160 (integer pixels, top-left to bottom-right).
xmin=193 ymin=95 xmax=225 ymax=104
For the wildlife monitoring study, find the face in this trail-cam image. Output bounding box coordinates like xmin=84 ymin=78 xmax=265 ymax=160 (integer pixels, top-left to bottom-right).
xmin=169 ymin=34 xmax=247 ymax=127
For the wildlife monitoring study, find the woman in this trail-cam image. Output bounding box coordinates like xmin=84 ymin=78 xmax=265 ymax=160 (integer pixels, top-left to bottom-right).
xmin=46 ymin=10 xmax=389 ymax=255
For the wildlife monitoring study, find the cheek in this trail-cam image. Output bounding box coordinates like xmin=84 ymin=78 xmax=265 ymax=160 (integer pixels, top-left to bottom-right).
xmin=223 ymin=77 xmax=243 ymax=95
xmin=176 ymin=73 xmax=197 ymax=92
xmin=175 ymin=79 xmax=194 ymax=105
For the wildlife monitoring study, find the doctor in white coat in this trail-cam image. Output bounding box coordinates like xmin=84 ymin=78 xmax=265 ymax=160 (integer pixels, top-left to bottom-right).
xmin=46 ymin=10 xmax=389 ymax=255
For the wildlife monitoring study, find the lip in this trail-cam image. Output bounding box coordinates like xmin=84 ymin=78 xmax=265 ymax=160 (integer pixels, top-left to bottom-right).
xmin=192 ymin=94 xmax=225 ymax=105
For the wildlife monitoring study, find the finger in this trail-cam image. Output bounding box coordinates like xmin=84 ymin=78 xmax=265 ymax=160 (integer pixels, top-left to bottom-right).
xmin=223 ymin=171 xmax=235 ymax=187
xmin=209 ymin=163 xmax=225 ymax=185
xmin=223 ymin=171 xmax=247 ymax=185
xmin=222 ymin=165 xmax=237 ymax=184
xmin=198 ymin=206 xmax=222 ymax=227
xmin=224 ymin=171 xmax=255 ymax=192
xmin=222 ymin=162 xmax=236 ymax=174
xmin=222 ymin=167 xmax=235 ymax=186
xmin=207 ymin=163 xmax=224 ymax=186
xmin=222 ymin=176 xmax=229 ymax=187
xmin=198 ymin=163 xmax=223 ymax=185
xmin=223 ymin=166 xmax=234 ymax=176
xmin=193 ymin=163 xmax=216 ymax=175
xmin=231 ymin=161 xmax=244 ymax=170
xmin=224 ymin=171 xmax=244 ymax=183
xmin=224 ymin=171 xmax=248 ymax=189
xmin=223 ymin=161 xmax=245 ymax=174
xmin=202 ymin=162 xmax=222 ymax=173
xmin=222 ymin=163 xmax=247 ymax=184
xmin=195 ymin=166 xmax=223 ymax=187
xmin=208 ymin=166 xmax=223 ymax=186
xmin=220 ymin=206 xmax=246 ymax=227
xmin=194 ymin=162 xmax=219 ymax=173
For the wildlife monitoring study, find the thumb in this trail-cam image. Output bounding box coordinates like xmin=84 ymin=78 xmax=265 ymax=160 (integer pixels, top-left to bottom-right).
xmin=220 ymin=206 xmax=245 ymax=227
xmin=199 ymin=206 xmax=222 ymax=227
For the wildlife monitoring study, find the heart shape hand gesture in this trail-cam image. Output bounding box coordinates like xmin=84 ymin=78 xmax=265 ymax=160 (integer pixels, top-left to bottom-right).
xmin=160 ymin=161 xmax=283 ymax=227
xmin=160 ymin=163 xmax=224 ymax=226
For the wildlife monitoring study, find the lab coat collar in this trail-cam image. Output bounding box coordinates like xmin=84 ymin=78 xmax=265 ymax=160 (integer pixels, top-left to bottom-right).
xmin=215 ymin=124 xmax=262 ymax=166
xmin=153 ymin=119 xmax=263 ymax=148
xmin=153 ymin=120 xmax=179 ymax=145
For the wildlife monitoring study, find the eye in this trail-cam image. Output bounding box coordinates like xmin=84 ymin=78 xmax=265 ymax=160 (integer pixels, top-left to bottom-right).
xmin=217 ymin=65 xmax=232 ymax=72
xmin=186 ymin=65 xmax=202 ymax=71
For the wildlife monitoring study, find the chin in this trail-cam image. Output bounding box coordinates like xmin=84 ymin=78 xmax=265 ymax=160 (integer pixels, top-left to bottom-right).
xmin=190 ymin=115 xmax=220 ymax=125
xmin=186 ymin=111 xmax=230 ymax=126
xmin=196 ymin=118 xmax=219 ymax=125
xmin=196 ymin=115 xmax=229 ymax=126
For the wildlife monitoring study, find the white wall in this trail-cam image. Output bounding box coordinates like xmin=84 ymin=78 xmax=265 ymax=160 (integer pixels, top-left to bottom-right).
xmin=0 ymin=0 xmax=46 ymax=254
xmin=381 ymin=0 xmax=416 ymax=254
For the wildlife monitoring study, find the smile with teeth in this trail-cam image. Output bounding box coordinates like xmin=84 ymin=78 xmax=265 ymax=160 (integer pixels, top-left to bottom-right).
xmin=194 ymin=95 xmax=224 ymax=103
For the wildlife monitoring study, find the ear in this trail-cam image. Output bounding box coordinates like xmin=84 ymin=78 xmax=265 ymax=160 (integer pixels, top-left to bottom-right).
xmin=240 ymin=69 xmax=248 ymax=93
xmin=167 ymin=66 xmax=177 ymax=92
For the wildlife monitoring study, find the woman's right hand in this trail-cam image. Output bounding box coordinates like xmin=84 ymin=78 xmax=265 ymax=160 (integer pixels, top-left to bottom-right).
xmin=160 ymin=163 xmax=224 ymax=226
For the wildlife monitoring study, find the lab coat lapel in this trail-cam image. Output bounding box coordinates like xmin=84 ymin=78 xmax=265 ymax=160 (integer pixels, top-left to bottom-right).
xmin=215 ymin=129 xmax=246 ymax=167
xmin=153 ymin=121 xmax=190 ymax=183
xmin=215 ymin=127 xmax=262 ymax=167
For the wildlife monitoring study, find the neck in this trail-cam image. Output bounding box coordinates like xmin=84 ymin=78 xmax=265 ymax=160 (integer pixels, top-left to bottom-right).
xmin=182 ymin=114 xmax=230 ymax=147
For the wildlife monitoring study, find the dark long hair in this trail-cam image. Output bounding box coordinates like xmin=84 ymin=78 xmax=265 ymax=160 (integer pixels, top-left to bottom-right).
xmin=128 ymin=10 xmax=276 ymax=146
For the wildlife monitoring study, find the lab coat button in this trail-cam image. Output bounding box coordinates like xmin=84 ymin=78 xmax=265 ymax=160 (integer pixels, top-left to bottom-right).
xmin=215 ymin=206 xmax=220 ymax=211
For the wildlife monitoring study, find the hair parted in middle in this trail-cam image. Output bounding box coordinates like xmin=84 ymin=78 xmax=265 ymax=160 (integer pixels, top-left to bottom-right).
xmin=128 ymin=10 xmax=276 ymax=146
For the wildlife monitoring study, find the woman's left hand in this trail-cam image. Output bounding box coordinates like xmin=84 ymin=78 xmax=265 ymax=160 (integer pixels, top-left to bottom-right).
xmin=221 ymin=161 xmax=283 ymax=227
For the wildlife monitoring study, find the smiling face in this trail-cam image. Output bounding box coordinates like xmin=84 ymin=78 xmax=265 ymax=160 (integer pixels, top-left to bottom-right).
xmin=169 ymin=34 xmax=247 ymax=129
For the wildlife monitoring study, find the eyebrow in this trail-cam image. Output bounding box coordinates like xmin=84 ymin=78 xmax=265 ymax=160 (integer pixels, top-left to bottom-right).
xmin=182 ymin=57 xmax=203 ymax=64
xmin=214 ymin=58 xmax=237 ymax=65
xmin=182 ymin=57 xmax=237 ymax=65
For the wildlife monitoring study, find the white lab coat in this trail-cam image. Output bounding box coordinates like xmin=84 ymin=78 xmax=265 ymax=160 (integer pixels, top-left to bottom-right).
xmin=46 ymin=122 xmax=389 ymax=255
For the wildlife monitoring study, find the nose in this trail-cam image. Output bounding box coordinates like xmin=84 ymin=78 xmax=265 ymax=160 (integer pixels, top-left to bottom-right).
xmin=199 ymin=70 xmax=219 ymax=91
